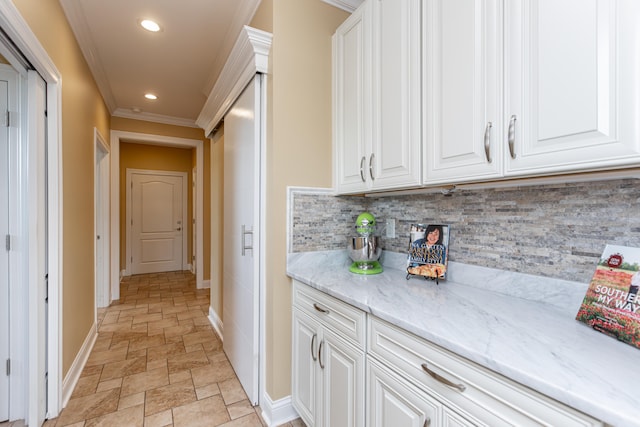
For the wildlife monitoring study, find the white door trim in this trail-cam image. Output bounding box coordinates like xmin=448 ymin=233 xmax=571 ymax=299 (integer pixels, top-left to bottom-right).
xmin=94 ymin=128 xmax=110 ymax=308
xmin=110 ymin=131 xmax=204 ymax=300
xmin=125 ymin=169 xmax=188 ymax=275
xmin=0 ymin=0 xmax=63 ymax=422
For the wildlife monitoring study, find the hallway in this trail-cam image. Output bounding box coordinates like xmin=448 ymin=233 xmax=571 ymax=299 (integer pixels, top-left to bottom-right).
xmin=17 ymin=271 xmax=298 ymax=427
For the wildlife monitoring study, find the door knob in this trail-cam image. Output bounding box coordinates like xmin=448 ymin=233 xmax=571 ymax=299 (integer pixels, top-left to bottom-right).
xmin=176 ymin=227 xmax=182 ymax=231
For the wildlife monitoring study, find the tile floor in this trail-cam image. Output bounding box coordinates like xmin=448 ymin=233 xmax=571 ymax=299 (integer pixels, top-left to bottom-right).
xmin=2 ymin=271 xmax=303 ymax=427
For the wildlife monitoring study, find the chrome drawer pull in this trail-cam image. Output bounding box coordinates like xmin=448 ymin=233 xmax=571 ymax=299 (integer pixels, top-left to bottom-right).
xmin=483 ymin=122 xmax=492 ymax=163
xmin=507 ymin=115 xmax=517 ymax=159
xmin=311 ymin=333 xmax=317 ymax=361
xmin=369 ymin=153 xmax=375 ymax=181
xmin=421 ymin=363 xmax=466 ymax=392
xmin=313 ymin=303 xmax=329 ymax=314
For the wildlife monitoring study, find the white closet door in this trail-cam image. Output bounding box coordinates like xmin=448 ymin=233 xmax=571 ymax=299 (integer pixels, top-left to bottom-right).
xmin=0 ymin=75 xmax=9 ymax=423
xmin=223 ymin=76 xmax=261 ymax=405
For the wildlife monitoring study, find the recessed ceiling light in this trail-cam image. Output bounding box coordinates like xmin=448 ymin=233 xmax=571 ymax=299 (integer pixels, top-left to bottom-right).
xmin=140 ymin=19 xmax=161 ymax=32
xmin=144 ymin=93 xmax=158 ymax=100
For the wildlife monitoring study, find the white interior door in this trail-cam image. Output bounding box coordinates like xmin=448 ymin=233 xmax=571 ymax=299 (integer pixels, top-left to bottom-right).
xmin=128 ymin=170 xmax=187 ymax=275
xmin=0 ymin=74 xmax=9 ymax=423
xmin=223 ymin=76 xmax=261 ymax=405
xmin=94 ymin=130 xmax=109 ymax=308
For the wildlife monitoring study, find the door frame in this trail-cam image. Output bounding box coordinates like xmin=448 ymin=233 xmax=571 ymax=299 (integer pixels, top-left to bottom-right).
xmin=125 ymin=168 xmax=188 ymax=275
xmin=0 ymin=0 xmax=63 ymax=423
xmin=110 ymin=131 xmax=204 ymax=300
xmin=94 ymin=128 xmax=110 ymax=309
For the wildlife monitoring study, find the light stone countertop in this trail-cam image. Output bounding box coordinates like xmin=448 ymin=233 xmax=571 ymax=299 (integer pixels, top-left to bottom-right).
xmin=287 ymin=250 xmax=640 ymax=427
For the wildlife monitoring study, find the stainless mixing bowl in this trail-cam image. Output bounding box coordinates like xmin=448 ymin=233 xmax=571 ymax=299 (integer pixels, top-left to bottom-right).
xmin=348 ymin=236 xmax=382 ymax=263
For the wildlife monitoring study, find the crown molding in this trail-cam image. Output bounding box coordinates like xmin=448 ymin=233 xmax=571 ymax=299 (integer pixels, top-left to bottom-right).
xmin=59 ymin=0 xmax=117 ymax=113
xmin=321 ymin=0 xmax=363 ymax=13
xmin=112 ymin=108 xmax=199 ymax=128
xmin=196 ymin=25 xmax=272 ymax=136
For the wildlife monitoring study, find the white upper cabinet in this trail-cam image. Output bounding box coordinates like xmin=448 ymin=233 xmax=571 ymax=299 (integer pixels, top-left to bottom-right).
xmin=423 ymin=0 xmax=504 ymax=185
xmin=333 ymin=0 xmax=421 ymax=194
xmin=337 ymin=0 xmax=640 ymax=193
xmin=505 ymin=0 xmax=640 ymax=176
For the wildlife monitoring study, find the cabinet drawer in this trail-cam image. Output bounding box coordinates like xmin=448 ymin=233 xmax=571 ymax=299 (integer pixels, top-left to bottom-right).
xmin=293 ymin=280 xmax=366 ymax=348
xmin=368 ymin=317 xmax=602 ymax=427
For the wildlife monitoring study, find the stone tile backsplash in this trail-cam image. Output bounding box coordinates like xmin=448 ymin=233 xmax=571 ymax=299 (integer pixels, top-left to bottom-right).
xmin=289 ymin=179 xmax=640 ymax=283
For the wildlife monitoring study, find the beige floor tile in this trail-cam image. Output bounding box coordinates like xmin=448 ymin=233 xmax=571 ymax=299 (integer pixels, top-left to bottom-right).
xmin=85 ymin=346 xmax=129 ymax=367
xmin=226 ymin=400 xmax=255 ymax=420
xmin=172 ymin=395 xmax=230 ymax=427
xmin=195 ymin=382 xmax=220 ymax=400
xmin=167 ymin=349 xmax=210 ymax=374
xmin=147 ymin=342 xmax=186 ymax=362
xmin=182 ymin=330 xmax=217 ymax=348
xmin=219 ymin=413 xmax=263 ymax=427
xmin=118 ymin=391 xmax=146 ymax=410
xmin=70 ymin=373 xmax=100 ymax=398
xmin=121 ymin=366 xmax=169 ymax=397
xmin=101 ymin=357 xmax=147 ymax=381
xmin=96 ymin=377 xmax=122 ymax=393
xmin=144 ymin=409 xmax=173 ymax=427
xmin=56 ymin=388 xmax=120 ymax=426
xmin=144 ymin=378 xmax=197 ymax=416
xmin=163 ymin=324 xmax=197 ymax=339
xmin=190 ymin=357 xmax=237 ymax=389
xmin=218 ymin=378 xmax=247 ymax=406
xmin=128 ymin=334 xmax=166 ymax=353
xmin=84 ymin=403 xmax=144 ymax=427
xmin=147 ymin=358 xmax=167 ymax=371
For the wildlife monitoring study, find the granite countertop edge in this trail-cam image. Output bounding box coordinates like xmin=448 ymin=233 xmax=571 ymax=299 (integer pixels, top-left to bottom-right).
xmin=287 ymin=250 xmax=639 ymax=427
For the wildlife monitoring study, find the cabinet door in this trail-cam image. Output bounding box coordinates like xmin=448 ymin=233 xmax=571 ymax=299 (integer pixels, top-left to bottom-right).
xmin=505 ymin=0 xmax=640 ymax=175
xmin=367 ymin=359 xmax=440 ymax=427
xmin=370 ymin=0 xmax=422 ymax=190
xmin=292 ymin=309 xmax=321 ymax=427
xmin=423 ymin=0 xmax=503 ymax=185
xmin=333 ymin=2 xmax=371 ymax=194
xmin=321 ymin=328 xmax=366 ymax=427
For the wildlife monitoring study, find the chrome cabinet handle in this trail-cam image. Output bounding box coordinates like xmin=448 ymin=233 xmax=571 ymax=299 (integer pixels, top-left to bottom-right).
xmin=369 ymin=153 xmax=375 ymax=181
xmin=483 ymin=122 xmax=492 ymax=163
xmin=507 ymin=115 xmax=517 ymax=159
xmin=424 ymin=417 xmax=431 ymax=427
xmin=241 ymin=225 xmax=253 ymax=256
xmin=313 ymin=303 xmax=329 ymax=314
xmin=311 ymin=334 xmax=317 ymax=362
xmin=421 ymin=363 xmax=466 ymax=392
xmin=359 ymin=156 xmax=366 ymax=182
xmin=318 ymin=341 xmax=324 ymax=369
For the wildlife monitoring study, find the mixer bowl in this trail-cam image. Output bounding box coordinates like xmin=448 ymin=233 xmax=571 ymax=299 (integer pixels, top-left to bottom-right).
xmin=348 ymin=236 xmax=382 ymax=263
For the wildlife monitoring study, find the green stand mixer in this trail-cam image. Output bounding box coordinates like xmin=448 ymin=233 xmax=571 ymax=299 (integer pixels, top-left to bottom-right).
xmin=348 ymin=212 xmax=383 ymax=274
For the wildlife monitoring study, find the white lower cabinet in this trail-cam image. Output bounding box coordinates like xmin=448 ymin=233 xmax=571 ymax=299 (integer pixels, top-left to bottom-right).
xmin=292 ymin=281 xmax=603 ymax=427
xmin=292 ymin=282 xmax=366 ymax=427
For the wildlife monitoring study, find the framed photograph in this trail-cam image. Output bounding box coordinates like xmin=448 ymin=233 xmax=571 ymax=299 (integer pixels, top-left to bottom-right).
xmin=406 ymin=224 xmax=450 ymax=282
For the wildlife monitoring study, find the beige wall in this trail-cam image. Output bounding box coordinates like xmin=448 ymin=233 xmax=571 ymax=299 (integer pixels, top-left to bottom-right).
xmin=251 ymin=0 xmax=348 ymax=400
xmin=111 ymin=117 xmax=211 ymax=281
xmin=118 ymin=142 xmax=194 ymax=270
xmin=12 ymin=0 xmax=112 ymax=376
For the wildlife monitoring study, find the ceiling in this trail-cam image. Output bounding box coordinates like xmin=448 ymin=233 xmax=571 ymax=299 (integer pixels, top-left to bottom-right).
xmin=60 ymin=0 xmax=261 ymax=128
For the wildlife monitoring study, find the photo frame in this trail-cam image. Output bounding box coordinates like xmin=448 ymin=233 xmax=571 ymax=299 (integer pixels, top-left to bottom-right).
xmin=406 ymin=224 xmax=450 ymax=283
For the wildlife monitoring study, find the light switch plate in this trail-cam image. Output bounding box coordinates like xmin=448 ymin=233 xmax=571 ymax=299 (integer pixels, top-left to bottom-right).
xmin=386 ymin=219 xmax=395 ymax=238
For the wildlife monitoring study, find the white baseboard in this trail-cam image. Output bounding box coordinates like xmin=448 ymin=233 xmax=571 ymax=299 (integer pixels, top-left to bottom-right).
xmin=61 ymin=322 xmax=98 ymax=408
xmin=208 ymin=306 xmax=223 ymax=341
xmin=120 ymin=269 xmax=127 ymax=280
xmin=260 ymin=393 xmax=299 ymax=427
xmin=198 ymin=279 xmax=210 ymax=289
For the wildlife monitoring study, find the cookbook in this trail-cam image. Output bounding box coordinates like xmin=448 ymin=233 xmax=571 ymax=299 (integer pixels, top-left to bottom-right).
xmin=575 ymin=244 xmax=640 ymax=350
xmin=406 ymin=224 xmax=450 ymax=282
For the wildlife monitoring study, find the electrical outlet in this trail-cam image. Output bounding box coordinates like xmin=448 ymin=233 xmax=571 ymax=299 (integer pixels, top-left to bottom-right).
xmin=386 ymin=219 xmax=396 ymax=238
